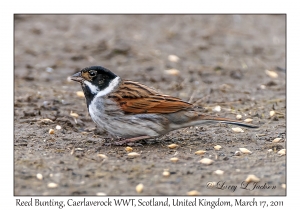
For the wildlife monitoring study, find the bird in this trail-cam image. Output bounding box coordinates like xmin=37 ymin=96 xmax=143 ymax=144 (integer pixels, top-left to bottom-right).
xmin=71 ymin=66 xmax=258 ymax=145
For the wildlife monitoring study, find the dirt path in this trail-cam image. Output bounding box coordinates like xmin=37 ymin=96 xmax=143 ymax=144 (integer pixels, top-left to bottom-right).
xmin=14 ymin=15 xmax=286 ymax=195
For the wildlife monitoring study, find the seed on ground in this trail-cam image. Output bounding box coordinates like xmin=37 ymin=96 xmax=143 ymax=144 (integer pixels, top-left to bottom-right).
xmin=244 ymin=118 xmax=253 ymax=123
xmin=36 ymin=173 xmax=43 ymax=180
xmin=127 ymin=152 xmax=140 ymax=158
xmin=125 ymin=147 xmax=133 ymax=152
xmin=97 ymin=154 xmax=107 ymax=159
xmin=245 ymin=174 xmax=260 ymax=183
xmin=55 ymin=125 xmax=62 ymax=130
xmin=47 ymin=183 xmax=58 ymax=188
xmin=162 ymin=171 xmax=170 ymax=177
xmin=136 ymin=183 xmax=144 ymax=193
xmin=269 ymin=110 xmax=275 ymax=117
xmin=76 ymin=91 xmax=85 ymax=98
xmin=199 ymin=158 xmax=214 ymax=165
xmin=187 ymin=190 xmax=200 ymax=196
xmin=236 ymin=114 xmax=242 ymax=120
xmin=278 ymin=149 xmax=286 ymax=156
xmin=272 ymin=138 xmax=282 ymax=143
xmin=170 ymin=157 xmax=179 ymax=163
xmin=214 ymin=145 xmax=222 ymax=150
xmin=232 ymin=127 xmax=244 ymax=133
xmin=195 ymin=150 xmax=206 ymax=155
xmin=239 ymin=148 xmax=252 ymax=154
xmin=168 ymin=144 xmax=179 ymax=149
xmin=49 ymin=129 xmax=55 ymax=134
xmin=214 ymin=170 xmax=224 ymax=175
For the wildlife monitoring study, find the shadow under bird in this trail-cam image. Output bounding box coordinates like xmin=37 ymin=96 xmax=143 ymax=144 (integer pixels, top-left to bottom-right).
xmin=71 ymin=66 xmax=258 ymax=145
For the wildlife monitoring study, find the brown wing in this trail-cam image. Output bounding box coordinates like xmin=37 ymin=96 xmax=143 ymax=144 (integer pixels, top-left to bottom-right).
xmin=108 ymin=80 xmax=192 ymax=114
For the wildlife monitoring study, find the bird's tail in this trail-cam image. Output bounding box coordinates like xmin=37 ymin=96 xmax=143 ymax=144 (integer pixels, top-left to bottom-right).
xmin=197 ymin=115 xmax=259 ymax=128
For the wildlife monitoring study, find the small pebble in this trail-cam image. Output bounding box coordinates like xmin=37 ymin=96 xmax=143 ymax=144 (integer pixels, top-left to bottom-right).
xmin=49 ymin=129 xmax=55 ymax=134
xmin=136 ymin=183 xmax=144 ymax=193
xmin=232 ymin=127 xmax=244 ymax=133
xmin=168 ymin=144 xmax=179 ymax=149
xmin=199 ymin=158 xmax=214 ymax=165
xmin=47 ymin=183 xmax=58 ymax=188
xmin=245 ymin=174 xmax=260 ymax=183
xmin=187 ymin=190 xmax=200 ymax=196
xmin=194 ymin=150 xmax=206 ymax=155
xmin=239 ymin=148 xmax=252 ymax=154
xmin=36 ymin=173 xmax=43 ymax=180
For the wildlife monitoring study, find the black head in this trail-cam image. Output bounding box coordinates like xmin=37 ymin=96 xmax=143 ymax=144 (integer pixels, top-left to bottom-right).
xmin=71 ymin=66 xmax=119 ymax=106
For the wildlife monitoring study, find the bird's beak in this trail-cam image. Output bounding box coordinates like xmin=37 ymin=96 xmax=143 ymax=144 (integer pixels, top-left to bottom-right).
xmin=71 ymin=72 xmax=84 ymax=83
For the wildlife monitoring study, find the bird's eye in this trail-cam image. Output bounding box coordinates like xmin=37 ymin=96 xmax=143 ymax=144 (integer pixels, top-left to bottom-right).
xmin=89 ymin=71 xmax=96 ymax=77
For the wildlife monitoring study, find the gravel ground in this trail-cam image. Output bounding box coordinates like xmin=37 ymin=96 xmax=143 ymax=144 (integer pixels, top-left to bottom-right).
xmin=14 ymin=14 xmax=286 ymax=195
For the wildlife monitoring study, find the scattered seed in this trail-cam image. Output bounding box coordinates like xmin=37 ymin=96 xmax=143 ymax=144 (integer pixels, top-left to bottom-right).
xmin=70 ymin=111 xmax=79 ymax=118
xmin=213 ymin=106 xmax=221 ymax=112
xmin=168 ymin=144 xmax=179 ymax=149
xmin=269 ymin=110 xmax=275 ymax=117
xmin=214 ymin=170 xmax=224 ymax=175
xmin=136 ymin=183 xmax=144 ymax=193
xmin=199 ymin=158 xmax=214 ymax=165
xmin=55 ymin=125 xmax=62 ymax=130
xmin=265 ymin=70 xmax=278 ymax=78
xmin=47 ymin=182 xmax=58 ymax=188
xmin=49 ymin=129 xmax=55 ymax=134
xmin=214 ymin=145 xmax=222 ymax=151
xmin=36 ymin=173 xmax=43 ymax=180
xmin=128 ymin=152 xmax=140 ymax=158
xmin=170 ymin=157 xmax=179 ymax=163
xmin=236 ymin=114 xmax=242 ymax=120
xmin=40 ymin=119 xmax=54 ymax=123
xmin=125 ymin=147 xmax=133 ymax=152
xmin=234 ymin=151 xmax=242 ymax=156
xmin=268 ymin=149 xmax=273 ymax=153
xmin=239 ymin=148 xmax=252 ymax=154
xmin=278 ymin=149 xmax=286 ymax=156
xmin=75 ymin=148 xmax=84 ymax=151
xmin=245 ymin=174 xmax=260 ymax=183
xmin=97 ymin=154 xmax=107 ymax=159
xmin=164 ymin=69 xmax=180 ymax=76
xmin=168 ymin=54 xmax=180 ymax=62
xmin=272 ymin=138 xmax=282 ymax=143
xmin=232 ymin=127 xmax=244 ymax=133
xmin=76 ymin=91 xmax=85 ymax=98
xmin=195 ymin=150 xmax=206 ymax=155
xmin=162 ymin=171 xmax=170 ymax=177
xmin=281 ymin=184 xmax=286 ymax=189
xmin=96 ymin=192 xmax=107 ymax=196
xmin=260 ymin=84 xmax=266 ymax=89
xmin=187 ymin=190 xmax=200 ymax=196
xmin=244 ymin=118 xmax=253 ymax=123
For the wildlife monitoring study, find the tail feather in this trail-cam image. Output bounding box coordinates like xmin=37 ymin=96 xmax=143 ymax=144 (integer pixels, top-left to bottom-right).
xmin=198 ymin=115 xmax=259 ymax=128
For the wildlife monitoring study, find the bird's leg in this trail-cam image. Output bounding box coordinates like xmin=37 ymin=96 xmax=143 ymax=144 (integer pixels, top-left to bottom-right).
xmin=113 ymin=136 xmax=152 ymax=146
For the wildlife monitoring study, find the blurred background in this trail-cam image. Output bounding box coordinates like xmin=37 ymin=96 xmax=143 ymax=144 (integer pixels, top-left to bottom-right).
xmin=14 ymin=15 xmax=286 ymax=196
